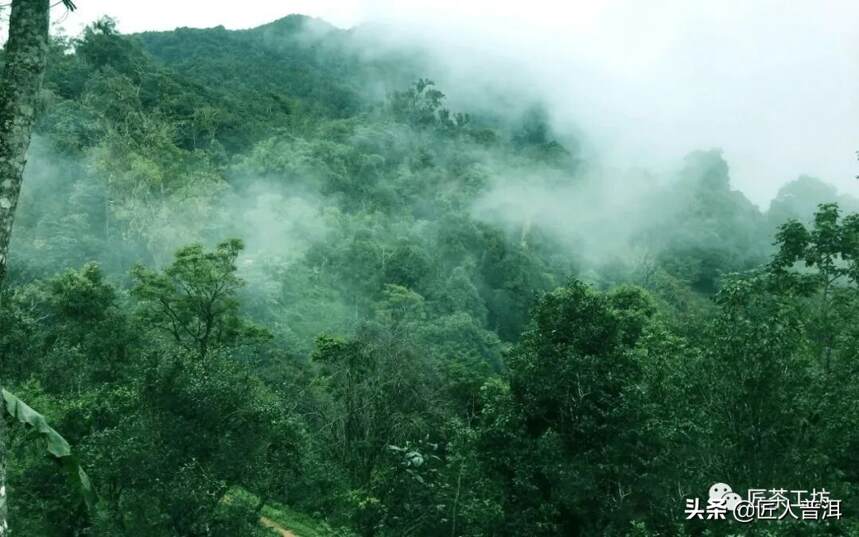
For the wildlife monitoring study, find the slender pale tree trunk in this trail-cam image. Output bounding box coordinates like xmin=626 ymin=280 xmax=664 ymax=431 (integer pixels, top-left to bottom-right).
xmin=0 ymin=415 xmax=6 ymax=536
xmin=0 ymin=1 xmax=51 ymax=534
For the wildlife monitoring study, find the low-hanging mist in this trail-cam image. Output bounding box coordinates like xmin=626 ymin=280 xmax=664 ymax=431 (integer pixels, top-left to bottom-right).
xmin=4 ymin=11 xmax=859 ymax=536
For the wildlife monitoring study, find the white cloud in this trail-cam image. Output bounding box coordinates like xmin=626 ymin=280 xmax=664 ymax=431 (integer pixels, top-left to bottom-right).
xmin=39 ymin=0 xmax=859 ymax=205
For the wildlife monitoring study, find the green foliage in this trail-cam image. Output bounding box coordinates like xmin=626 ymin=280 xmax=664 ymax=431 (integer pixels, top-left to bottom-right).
xmin=132 ymin=239 xmax=270 ymax=358
xmin=389 ymin=78 xmax=469 ymax=132
xmin=7 ymin=14 xmax=859 ymax=537
xmin=2 ymin=389 xmax=97 ymax=513
xmin=641 ymin=150 xmax=770 ymax=293
xmin=491 ymin=282 xmax=655 ymax=535
xmin=769 ymin=203 xmax=859 ymax=291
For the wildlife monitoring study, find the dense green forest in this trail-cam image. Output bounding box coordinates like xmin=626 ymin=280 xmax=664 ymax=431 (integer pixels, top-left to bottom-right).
xmin=3 ymin=13 xmax=859 ymax=537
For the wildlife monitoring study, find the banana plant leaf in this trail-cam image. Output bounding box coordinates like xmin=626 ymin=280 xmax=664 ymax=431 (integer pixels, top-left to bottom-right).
xmin=2 ymin=389 xmax=97 ymax=512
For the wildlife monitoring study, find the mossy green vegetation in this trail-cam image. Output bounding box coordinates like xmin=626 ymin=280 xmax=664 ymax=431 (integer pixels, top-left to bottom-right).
xmin=3 ymin=13 xmax=859 ymax=537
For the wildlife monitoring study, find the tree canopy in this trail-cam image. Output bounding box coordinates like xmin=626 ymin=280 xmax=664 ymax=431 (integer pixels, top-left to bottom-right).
xmin=2 ymin=13 xmax=859 ymax=537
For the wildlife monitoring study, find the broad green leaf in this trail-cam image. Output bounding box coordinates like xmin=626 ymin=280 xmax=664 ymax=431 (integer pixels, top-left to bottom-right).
xmin=2 ymin=389 xmax=98 ymax=513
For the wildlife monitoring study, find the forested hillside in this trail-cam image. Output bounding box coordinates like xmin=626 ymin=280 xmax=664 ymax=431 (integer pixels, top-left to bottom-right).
xmin=2 ymin=14 xmax=859 ymax=537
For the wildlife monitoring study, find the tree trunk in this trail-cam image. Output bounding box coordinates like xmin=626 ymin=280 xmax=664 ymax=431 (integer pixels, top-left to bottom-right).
xmin=0 ymin=0 xmax=49 ymax=283
xmin=0 ymin=1 xmax=51 ymax=534
xmin=0 ymin=416 xmax=6 ymax=537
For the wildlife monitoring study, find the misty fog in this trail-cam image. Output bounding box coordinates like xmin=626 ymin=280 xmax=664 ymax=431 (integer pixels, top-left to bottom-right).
xmin=4 ymin=3 xmax=859 ymax=536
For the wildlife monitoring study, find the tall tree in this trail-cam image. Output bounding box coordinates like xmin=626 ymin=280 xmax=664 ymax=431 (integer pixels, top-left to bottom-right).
xmin=0 ymin=1 xmax=74 ymax=534
xmin=0 ymin=0 xmax=51 ymax=283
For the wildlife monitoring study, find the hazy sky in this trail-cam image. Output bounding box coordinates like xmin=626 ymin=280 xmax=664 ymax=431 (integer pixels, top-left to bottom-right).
xmin=46 ymin=1 xmax=859 ymax=207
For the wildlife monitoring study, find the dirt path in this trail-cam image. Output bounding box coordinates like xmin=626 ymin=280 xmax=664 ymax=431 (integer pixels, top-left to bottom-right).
xmin=260 ymin=516 xmax=298 ymax=537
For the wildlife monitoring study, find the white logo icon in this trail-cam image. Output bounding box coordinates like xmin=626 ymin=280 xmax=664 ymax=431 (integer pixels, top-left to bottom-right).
xmin=723 ymin=492 xmax=743 ymax=511
xmin=709 ymin=482 xmax=740 ymax=512
xmin=708 ymin=482 xmax=731 ymax=500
